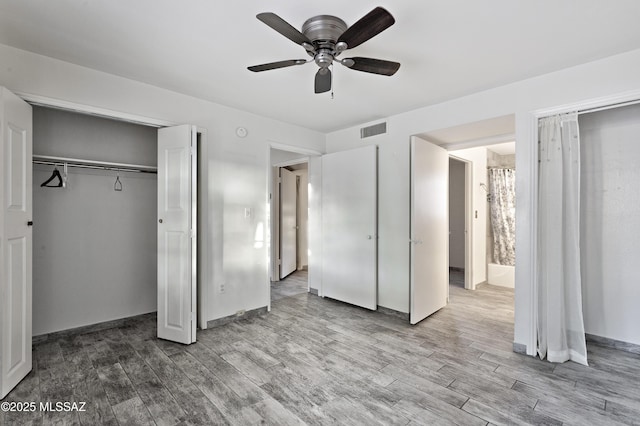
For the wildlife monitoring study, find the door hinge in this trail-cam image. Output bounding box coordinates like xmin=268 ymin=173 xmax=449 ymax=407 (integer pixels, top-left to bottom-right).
xmin=190 ymin=146 xmax=195 ymax=156
xmin=190 ymin=229 xmax=195 ymax=239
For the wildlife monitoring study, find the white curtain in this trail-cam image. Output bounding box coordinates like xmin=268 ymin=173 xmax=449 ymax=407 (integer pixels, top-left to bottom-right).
xmin=488 ymin=168 xmax=516 ymax=266
xmin=537 ymin=113 xmax=588 ymax=365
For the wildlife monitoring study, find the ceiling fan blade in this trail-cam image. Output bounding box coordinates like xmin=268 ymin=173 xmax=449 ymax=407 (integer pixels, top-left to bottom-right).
xmin=257 ymin=13 xmax=312 ymax=46
xmin=338 ymin=7 xmax=395 ymax=49
xmin=343 ymin=57 xmax=400 ymax=76
xmin=248 ymin=59 xmax=307 ymax=72
xmin=315 ymin=69 xmax=331 ymax=93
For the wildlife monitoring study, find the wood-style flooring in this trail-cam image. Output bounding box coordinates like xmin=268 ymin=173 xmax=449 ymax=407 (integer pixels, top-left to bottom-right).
xmin=271 ymin=270 xmax=308 ymax=301
xmin=3 ymin=273 xmax=640 ymax=425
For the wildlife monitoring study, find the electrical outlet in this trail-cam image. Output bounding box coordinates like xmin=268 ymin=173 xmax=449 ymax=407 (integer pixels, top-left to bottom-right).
xmin=219 ymin=283 xmax=225 ymax=293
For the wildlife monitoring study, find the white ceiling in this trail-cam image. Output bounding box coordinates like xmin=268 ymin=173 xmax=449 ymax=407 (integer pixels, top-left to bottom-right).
xmin=1 ymin=1 xmax=639 ymax=133
xmin=486 ymin=142 xmax=516 ymax=156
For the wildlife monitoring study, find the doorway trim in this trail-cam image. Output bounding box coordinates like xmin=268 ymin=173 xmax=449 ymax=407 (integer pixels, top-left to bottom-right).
xmin=449 ymin=155 xmax=473 ymax=290
xmin=526 ymin=89 xmax=640 ymax=357
xmin=15 ymin=92 xmax=175 ymax=127
xmin=14 ymin=92 xmax=210 ymax=331
xmin=266 ymin=142 xmax=322 ymax=311
xmin=272 ymin=160 xmax=308 ymax=283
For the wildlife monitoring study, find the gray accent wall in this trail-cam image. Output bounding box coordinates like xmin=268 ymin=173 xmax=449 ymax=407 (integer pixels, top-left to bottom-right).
xmin=32 ymin=106 xmax=158 ymax=335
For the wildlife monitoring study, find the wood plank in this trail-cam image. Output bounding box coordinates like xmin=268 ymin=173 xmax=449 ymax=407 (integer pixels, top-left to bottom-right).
xmin=448 ymin=377 xmax=562 ymax=425
xmin=251 ymin=398 xmax=307 ymax=425
xmin=185 ymin=343 xmax=271 ymax=404
xmin=221 ymin=351 xmax=273 ymax=386
xmin=170 ymin=350 xmax=261 ymax=417
xmin=381 ymin=364 xmax=462 ymax=405
xmin=387 ymin=380 xmax=486 ymax=426
xmin=72 ymin=368 xmax=118 ymax=426
xmin=111 ymin=396 xmax=155 ymax=426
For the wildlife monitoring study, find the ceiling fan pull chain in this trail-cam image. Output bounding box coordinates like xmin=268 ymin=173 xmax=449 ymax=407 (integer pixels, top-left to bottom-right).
xmin=331 ymin=64 xmax=334 ymax=99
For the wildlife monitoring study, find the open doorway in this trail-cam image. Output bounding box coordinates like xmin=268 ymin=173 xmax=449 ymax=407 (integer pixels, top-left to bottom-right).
xmin=448 ymin=156 xmax=470 ymax=289
xmin=418 ymin=114 xmax=516 ymax=296
xmin=272 ymin=162 xmax=309 ymax=301
xmin=448 ymin=142 xmax=516 ymax=293
xmin=269 ymin=148 xmax=313 ymax=303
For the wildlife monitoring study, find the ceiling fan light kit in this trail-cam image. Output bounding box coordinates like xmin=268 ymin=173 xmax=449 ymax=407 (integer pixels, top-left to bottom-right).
xmin=248 ymin=7 xmax=401 ymax=94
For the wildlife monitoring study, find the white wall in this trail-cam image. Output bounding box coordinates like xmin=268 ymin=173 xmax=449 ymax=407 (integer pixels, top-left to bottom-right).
xmin=448 ymin=158 xmax=465 ymax=269
xmin=270 ymin=148 xmax=308 ymax=165
xmin=580 ymin=103 xmax=640 ymax=345
xmin=0 ymin=43 xmax=325 ymax=325
xmin=327 ymin=48 xmax=640 ymax=352
xmin=32 ymin=106 xmax=157 ymax=335
xmin=449 ymin=147 xmax=488 ymax=287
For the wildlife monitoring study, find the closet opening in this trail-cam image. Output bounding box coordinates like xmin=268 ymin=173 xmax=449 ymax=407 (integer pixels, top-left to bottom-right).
xmin=31 ymin=105 xmax=204 ymax=339
xmin=534 ymin=97 xmax=640 ymax=361
xmin=579 ymin=102 xmax=640 ymax=350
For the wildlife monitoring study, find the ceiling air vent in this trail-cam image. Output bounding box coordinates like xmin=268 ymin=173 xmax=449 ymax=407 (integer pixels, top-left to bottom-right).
xmin=360 ymin=122 xmax=387 ymax=139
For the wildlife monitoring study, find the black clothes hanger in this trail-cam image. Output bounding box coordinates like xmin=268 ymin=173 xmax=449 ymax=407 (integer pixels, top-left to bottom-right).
xmin=41 ymin=166 xmax=64 ymax=187
xmin=114 ymin=170 xmax=123 ymax=192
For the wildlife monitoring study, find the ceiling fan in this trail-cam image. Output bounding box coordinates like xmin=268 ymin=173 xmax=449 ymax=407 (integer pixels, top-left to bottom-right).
xmin=248 ymin=7 xmax=401 ymax=94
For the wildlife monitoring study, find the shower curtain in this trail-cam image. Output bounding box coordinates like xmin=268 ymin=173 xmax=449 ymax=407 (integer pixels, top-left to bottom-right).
xmin=537 ymin=113 xmax=588 ymax=365
xmin=488 ymin=168 xmax=516 ymax=266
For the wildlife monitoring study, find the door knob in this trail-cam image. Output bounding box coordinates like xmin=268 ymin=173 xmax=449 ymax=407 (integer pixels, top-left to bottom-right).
xmin=159 ymin=219 xmax=163 ymax=224
xmin=27 ymin=221 xmax=33 ymax=226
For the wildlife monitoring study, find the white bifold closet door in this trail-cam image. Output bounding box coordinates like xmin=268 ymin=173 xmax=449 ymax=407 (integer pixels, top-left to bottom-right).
xmin=280 ymin=167 xmax=297 ymax=278
xmin=410 ymin=136 xmax=449 ymax=324
xmin=0 ymin=87 xmax=33 ymax=399
xmin=322 ymin=145 xmax=377 ymax=310
xmin=157 ymin=124 xmax=197 ymax=345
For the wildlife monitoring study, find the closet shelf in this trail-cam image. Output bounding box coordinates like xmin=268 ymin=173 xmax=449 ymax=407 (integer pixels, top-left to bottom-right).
xmin=32 ymin=154 xmax=157 ymax=174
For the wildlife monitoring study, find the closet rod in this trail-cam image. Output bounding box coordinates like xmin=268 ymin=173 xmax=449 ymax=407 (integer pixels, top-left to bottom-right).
xmin=32 ymin=154 xmax=157 ymax=174
xmin=578 ymin=99 xmax=640 ymax=116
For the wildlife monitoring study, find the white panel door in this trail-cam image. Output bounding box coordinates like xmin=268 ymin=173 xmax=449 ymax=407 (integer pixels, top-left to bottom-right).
xmin=410 ymin=136 xmax=449 ymax=324
xmin=322 ymin=145 xmax=377 ymax=310
xmin=157 ymin=124 xmax=196 ymax=344
xmin=280 ymin=167 xmax=297 ymax=278
xmin=0 ymin=87 xmax=32 ymax=399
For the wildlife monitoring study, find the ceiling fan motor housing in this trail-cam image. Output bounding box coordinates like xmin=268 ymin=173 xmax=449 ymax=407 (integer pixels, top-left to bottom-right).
xmin=302 ymin=15 xmax=348 ymax=69
xmin=302 ymin=15 xmax=347 ymax=44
